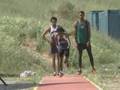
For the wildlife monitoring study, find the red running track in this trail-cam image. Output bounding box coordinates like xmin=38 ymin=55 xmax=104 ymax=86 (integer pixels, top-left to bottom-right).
xmin=36 ymin=75 xmax=98 ymax=90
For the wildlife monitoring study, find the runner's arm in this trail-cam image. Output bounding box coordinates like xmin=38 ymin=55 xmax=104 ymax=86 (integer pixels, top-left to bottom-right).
xmin=86 ymin=21 xmax=91 ymax=47
xmin=42 ymin=27 xmax=50 ymax=43
xmin=65 ymin=34 xmax=71 ymax=48
xmin=87 ymin=21 xmax=91 ymax=42
xmin=68 ymin=36 xmax=71 ymax=47
xmin=73 ymin=21 xmax=78 ymax=43
xmin=68 ymin=21 xmax=77 ymax=36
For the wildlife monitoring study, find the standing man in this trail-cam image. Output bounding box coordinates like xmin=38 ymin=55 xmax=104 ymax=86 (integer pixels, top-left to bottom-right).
xmin=74 ymin=11 xmax=96 ymax=74
xmin=42 ymin=17 xmax=65 ymax=76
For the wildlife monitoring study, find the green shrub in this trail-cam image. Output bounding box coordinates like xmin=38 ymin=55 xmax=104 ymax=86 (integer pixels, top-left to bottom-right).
xmin=0 ymin=17 xmax=50 ymax=76
xmin=57 ymin=1 xmax=74 ymax=19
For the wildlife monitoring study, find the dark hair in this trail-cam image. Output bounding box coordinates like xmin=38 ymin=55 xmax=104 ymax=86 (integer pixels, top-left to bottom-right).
xmin=79 ymin=11 xmax=85 ymax=15
xmin=57 ymin=26 xmax=65 ymax=33
xmin=50 ymin=16 xmax=57 ymax=22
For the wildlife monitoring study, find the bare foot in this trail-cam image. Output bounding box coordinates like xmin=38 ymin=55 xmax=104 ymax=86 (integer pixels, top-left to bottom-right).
xmin=53 ymin=72 xmax=57 ymax=76
xmin=77 ymin=70 xmax=82 ymax=75
xmin=92 ymin=68 xmax=96 ymax=74
xmin=59 ymin=71 xmax=64 ymax=77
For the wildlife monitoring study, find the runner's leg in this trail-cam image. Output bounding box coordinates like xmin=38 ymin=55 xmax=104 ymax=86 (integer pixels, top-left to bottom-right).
xmin=52 ymin=54 xmax=57 ymax=76
xmin=64 ymin=48 xmax=70 ymax=67
xmin=59 ymin=50 xmax=64 ymax=77
xmin=57 ymin=53 xmax=60 ymax=74
xmin=51 ymin=44 xmax=58 ymax=76
xmin=77 ymin=44 xmax=83 ymax=74
xmin=86 ymin=46 xmax=96 ymax=72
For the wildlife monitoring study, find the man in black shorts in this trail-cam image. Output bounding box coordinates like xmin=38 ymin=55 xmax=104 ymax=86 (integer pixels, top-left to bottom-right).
xmin=74 ymin=11 xmax=96 ymax=74
xmin=42 ymin=17 xmax=65 ymax=76
xmin=56 ymin=27 xmax=70 ymax=76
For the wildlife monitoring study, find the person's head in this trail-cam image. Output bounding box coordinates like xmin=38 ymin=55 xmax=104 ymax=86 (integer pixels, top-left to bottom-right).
xmin=57 ymin=27 xmax=65 ymax=35
xmin=50 ymin=16 xmax=57 ymax=27
xmin=79 ymin=11 xmax=85 ymax=20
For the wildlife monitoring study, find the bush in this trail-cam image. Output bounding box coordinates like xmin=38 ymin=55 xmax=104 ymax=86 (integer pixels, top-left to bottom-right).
xmin=0 ymin=17 xmax=49 ymax=75
xmin=57 ymin=1 xmax=74 ymax=19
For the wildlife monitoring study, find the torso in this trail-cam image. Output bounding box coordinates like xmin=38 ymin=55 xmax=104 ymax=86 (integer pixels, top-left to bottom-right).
xmin=49 ymin=25 xmax=58 ymax=45
xmin=57 ymin=34 xmax=68 ymax=49
xmin=76 ymin=20 xmax=88 ymax=44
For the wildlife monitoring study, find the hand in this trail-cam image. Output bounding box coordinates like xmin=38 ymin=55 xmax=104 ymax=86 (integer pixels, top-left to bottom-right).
xmin=45 ymin=38 xmax=51 ymax=44
xmin=73 ymin=43 xmax=78 ymax=48
xmin=47 ymin=39 xmax=52 ymax=44
xmin=86 ymin=41 xmax=90 ymax=47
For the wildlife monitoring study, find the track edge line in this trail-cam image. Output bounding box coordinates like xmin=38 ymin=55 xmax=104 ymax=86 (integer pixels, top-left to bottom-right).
xmin=83 ymin=76 xmax=103 ymax=90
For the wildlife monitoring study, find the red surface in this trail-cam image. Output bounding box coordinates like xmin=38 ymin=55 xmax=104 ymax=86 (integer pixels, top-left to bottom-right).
xmin=37 ymin=75 xmax=97 ymax=90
